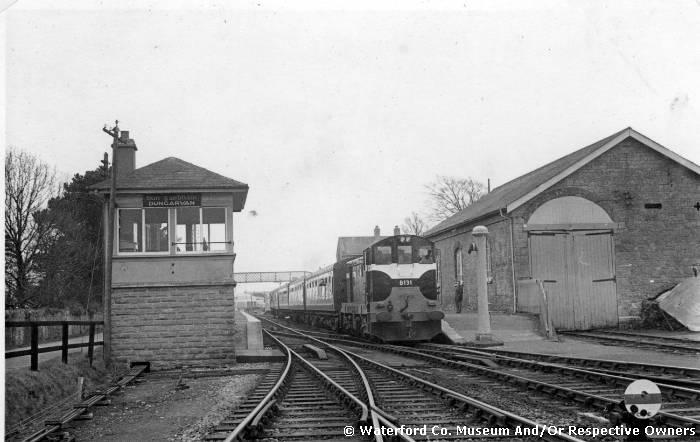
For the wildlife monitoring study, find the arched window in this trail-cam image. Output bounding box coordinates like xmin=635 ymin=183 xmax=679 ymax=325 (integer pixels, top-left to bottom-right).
xmin=454 ymin=247 xmax=463 ymax=284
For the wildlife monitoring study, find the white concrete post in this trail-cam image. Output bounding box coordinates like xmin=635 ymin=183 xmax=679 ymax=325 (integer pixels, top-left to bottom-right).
xmin=472 ymin=226 xmax=494 ymax=341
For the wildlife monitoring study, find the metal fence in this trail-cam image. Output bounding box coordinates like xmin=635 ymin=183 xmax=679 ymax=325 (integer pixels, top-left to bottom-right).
xmin=5 ymin=321 xmax=104 ymax=371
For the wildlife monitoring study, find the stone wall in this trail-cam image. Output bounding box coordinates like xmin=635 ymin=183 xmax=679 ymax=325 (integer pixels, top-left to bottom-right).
xmin=429 ymin=136 xmax=700 ymax=320
xmin=432 ymin=216 xmax=515 ymax=313
xmin=512 ymin=138 xmax=700 ymax=318
xmin=112 ymin=284 xmax=236 ymax=370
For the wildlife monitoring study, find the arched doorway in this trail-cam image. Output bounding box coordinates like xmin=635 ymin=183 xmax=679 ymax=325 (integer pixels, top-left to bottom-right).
xmin=527 ymin=196 xmax=618 ymax=330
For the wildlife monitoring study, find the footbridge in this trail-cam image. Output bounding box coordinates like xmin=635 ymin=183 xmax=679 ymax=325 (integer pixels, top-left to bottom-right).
xmin=233 ymin=271 xmax=312 ymax=284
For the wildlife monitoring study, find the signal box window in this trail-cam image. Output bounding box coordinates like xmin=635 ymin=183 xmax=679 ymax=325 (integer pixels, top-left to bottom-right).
xmin=203 ymin=208 xmax=226 ymax=251
xmin=176 ymin=207 xmax=202 ymax=252
xmin=397 ymin=246 xmax=412 ymax=264
xmin=176 ymin=207 xmax=227 ymax=252
xmin=375 ymin=246 xmax=392 ymax=265
xmin=118 ymin=209 xmax=142 ymax=252
xmin=144 ymin=208 xmax=169 ymax=252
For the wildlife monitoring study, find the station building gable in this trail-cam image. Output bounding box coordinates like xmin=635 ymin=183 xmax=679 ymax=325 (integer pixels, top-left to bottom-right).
xmin=426 ymin=128 xmax=700 ymax=330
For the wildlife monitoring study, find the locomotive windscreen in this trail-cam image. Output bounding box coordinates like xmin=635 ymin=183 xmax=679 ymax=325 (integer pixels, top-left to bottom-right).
xmin=366 ymin=235 xmax=438 ymax=301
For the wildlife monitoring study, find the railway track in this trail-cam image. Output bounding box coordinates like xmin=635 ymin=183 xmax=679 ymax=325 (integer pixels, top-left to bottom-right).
xmin=8 ymin=363 xmax=149 ymax=442
xmin=277 ymin=318 xmax=700 ymax=388
xmin=232 ymin=320 xmax=587 ymax=441
xmin=205 ymin=331 xmax=374 ymax=441
xmin=435 ymin=346 xmax=700 ymax=390
xmin=272 ymin=333 xmax=553 ymax=441
xmin=260 ymin=319 xmax=700 ymax=439
xmin=559 ymin=330 xmax=700 ymax=355
xmin=388 ymin=345 xmax=700 ymax=433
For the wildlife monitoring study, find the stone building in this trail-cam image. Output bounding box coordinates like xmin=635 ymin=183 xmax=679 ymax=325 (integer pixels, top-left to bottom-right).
xmin=336 ymin=225 xmax=392 ymax=262
xmin=91 ymin=131 xmax=248 ymax=368
xmin=425 ymin=128 xmax=699 ymax=330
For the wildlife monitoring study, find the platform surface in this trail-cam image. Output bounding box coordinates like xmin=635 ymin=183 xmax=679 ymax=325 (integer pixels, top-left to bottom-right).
xmin=496 ymin=335 xmax=700 ymax=368
xmin=443 ymin=312 xmax=543 ymax=344
xmin=442 ymin=312 xmax=700 ymax=367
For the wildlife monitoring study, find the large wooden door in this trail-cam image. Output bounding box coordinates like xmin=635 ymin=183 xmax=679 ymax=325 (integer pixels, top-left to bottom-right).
xmin=529 ymin=233 xmax=571 ymax=329
xmin=530 ymin=230 xmax=617 ymax=330
xmin=571 ymin=231 xmax=618 ymax=329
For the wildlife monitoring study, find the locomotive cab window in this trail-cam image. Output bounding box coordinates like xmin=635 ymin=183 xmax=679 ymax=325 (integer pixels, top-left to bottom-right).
xmin=397 ymin=246 xmax=412 ymax=264
xmin=375 ymin=246 xmax=392 ymax=265
xmin=418 ymin=247 xmax=434 ymax=264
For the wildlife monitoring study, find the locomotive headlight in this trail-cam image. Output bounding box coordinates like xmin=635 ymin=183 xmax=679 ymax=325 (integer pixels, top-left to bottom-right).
xmin=369 ymin=271 xmax=392 ymax=301
xmin=417 ymin=270 xmax=437 ymax=300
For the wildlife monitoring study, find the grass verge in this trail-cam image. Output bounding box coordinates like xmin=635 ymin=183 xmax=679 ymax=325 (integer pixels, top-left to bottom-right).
xmin=5 ymin=352 xmax=112 ymax=429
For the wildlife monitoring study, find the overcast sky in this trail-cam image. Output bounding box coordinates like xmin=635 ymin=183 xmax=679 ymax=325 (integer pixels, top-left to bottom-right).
xmin=4 ymin=0 xmax=700 ymax=293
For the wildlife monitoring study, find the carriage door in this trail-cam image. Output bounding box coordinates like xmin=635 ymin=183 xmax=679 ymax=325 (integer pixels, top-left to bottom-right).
xmin=527 ymin=196 xmax=618 ymax=330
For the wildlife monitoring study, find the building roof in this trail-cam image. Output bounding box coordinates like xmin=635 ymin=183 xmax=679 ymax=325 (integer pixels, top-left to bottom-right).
xmin=90 ymin=156 xmax=249 ymax=192
xmin=336 ymin=236 xmax=387 ymax=262
xmin=426 ymin=127 xmax=700 ymax=237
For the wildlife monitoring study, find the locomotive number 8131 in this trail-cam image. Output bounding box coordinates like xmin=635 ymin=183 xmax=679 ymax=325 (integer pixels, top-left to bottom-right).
xmin=269 ymin=234 xmax=445 ymax=342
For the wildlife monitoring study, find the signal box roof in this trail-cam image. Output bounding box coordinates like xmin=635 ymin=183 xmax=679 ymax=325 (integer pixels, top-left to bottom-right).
xmin=90 ymin=156 xmax=249 ymax=210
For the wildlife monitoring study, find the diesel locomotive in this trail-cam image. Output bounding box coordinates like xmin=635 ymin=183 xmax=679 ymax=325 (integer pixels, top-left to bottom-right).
xmin=268 ymin=234 xmax=444 ymax=342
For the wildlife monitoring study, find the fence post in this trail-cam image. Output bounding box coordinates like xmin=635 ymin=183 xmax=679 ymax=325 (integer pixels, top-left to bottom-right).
xmin=62 ymin=323 xmax=69 ymax=364
xmin=30 ymin=324 xmax=39 ymax=371
xmin=88 ymin=323 xmax=96 ymax=366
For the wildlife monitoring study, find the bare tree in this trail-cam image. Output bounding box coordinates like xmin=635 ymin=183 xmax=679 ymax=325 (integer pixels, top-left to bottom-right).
xmin=402 ymin=211 xmax=428 ymax=236
xmin=5 ymin=147 xmax=58 ymax=307
xmin=425 ymin=175 xmax=485 ymax=222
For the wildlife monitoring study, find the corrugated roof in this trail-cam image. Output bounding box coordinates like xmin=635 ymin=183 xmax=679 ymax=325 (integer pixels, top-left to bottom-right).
xmin=90 ymin=157 xmax=249 ymax=191
xmin=425 ymin=128 xmax=630 ymax=236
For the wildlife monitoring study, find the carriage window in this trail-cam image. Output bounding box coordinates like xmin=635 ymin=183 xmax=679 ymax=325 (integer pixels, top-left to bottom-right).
xmin=418 ymin=247 xmax=434 ymax=263
xmin=375 ymin=246 xmax=392 ymax=265
xmin=397 ymin=246 xmax=412 ymax=264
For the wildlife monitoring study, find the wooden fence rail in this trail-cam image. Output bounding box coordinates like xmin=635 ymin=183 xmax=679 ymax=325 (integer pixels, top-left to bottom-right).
xmin=5 ymin=321 xmax=104 ymax=371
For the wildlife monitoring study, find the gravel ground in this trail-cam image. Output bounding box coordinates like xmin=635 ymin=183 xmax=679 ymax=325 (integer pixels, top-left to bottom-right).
xmin=67 ymin=368 xmax=264 ymax=441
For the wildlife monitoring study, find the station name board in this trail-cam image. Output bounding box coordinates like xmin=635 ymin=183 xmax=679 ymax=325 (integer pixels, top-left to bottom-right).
xmin=143 ymin=193 xmax=201 ymax=207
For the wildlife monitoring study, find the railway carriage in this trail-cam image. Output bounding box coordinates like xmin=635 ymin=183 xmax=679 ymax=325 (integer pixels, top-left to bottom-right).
xmin=269 ymin=234 xmax=444 ymax=342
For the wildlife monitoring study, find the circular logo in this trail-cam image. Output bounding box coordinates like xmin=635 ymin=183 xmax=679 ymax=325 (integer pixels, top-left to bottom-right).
xmin=624 ymin=379 xmax=662 ymax=419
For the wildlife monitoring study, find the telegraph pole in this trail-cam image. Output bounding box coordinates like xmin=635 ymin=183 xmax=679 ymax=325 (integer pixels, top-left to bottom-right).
xmin=101 ymin=120 xmax=119 ymax=365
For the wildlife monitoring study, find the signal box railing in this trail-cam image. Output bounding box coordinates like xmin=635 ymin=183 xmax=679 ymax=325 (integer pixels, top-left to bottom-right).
xmin=5 ymin=321 xmax=104 ymax=371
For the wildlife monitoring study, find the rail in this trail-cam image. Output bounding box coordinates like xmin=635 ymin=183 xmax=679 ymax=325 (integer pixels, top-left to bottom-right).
xmin=260 ymin=316 xmax=583 ymax=442
xmin=222 ymin=330 xmax=293 ymax=442
xmin=18 ymin=363 xmax=149 ymax=442
xmin=5 ymin=321 xmax=104 ymax=371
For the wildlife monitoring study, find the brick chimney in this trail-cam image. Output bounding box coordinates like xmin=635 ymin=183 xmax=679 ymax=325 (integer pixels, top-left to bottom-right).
xmin=374 ymin=225 xmax=380 ymax=238
xmin=393 ymin=225 xmax=400 ymax=236
xmin=116 ymin=130 xmax=137 ymax=177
